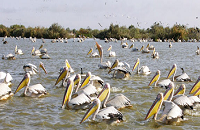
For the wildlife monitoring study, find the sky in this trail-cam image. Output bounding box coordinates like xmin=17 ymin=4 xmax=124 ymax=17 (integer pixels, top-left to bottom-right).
xmin=1 ymin=0 xmax=200 ymax=30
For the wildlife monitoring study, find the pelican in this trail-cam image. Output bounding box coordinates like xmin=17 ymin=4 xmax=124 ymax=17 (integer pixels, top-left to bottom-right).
xmin=23 ymin=62 xmax=47 ymax=75
xmin=121 ymin=42 xmax=128 ymax=48
xmin=167 ymin=64 xmax=192 ymax=82
xmin=148 ymin=70 xmax=173 ymax=88
xmin=14 ymin=73 xmax=47 ymax=97
xmin=152 ymin=48 xmax=159 ymax=59
xmin=2 ymin=53 xmax=16 ymax=60
xmin=15 ymin=45 xmax=23 ymax=55
xmin=107 ymin=45 xmax=116 ymax=57
xmin=132 ymin=58 xmax=151 ymax=75
xmin=108 ymin=59 xmax=131 ymax=79
xmin=39 ymin=53 xmax=51 ymax=59
xmin=147 ymin=43 xmax=155 ymax=50
xmin=96 ymin=42 xmax=111 ymax=69
xmin=129 ymin=44 xmax=138 ymax=52
xmin=0 ymin=72 xmax=13 ymax=85
xmin=80 ymin=98 xmax=123 ymax=124
xmin=169 ymin=42 xmax=172 ymax=48
xmin=140 ymin=45 xmax=150 ymax=53
xmin=196 ymin=46 xmax=200 ymax=55
xmin=0 ymin=83 xmax=14 ymax=100
xmin=87 ymin=48 xmax=99 ymax=58
xmin=97 ymin=83 xmax=132 ymax=110
xmin=145 ymin=93 xmax=185 ymax=125
xmin=31 ymin=47 xmax=41 ymax=56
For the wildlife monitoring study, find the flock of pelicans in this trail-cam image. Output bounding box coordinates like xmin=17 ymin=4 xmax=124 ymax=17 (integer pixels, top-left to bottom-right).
xmin=1 ymin=37 xmax=200 ymax=127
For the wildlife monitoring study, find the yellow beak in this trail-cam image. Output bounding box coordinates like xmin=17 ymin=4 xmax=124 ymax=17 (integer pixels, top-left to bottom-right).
xmin=148 ymin=71 xmax=160 ymax=86
xmin=140 ymin=46 xmax=144 ymax=51
xmin=55 ymin=67 xmax=68 ymax=85
xmin=108 ymin=59 xmax=119 ymax=74
xmin=97 ymin=83 xmax=110 ymax=102
xmin=87 ymin=48 xmax=93 ymax=55
xmin=167 ymin=64 xmax=176 ymax=79
xmin=132 ymin=59 xmax=139 ymax=71
xmin=39 ymin=62 xmax=47 ymax=74
xmin=174 ymin=84 xmax=185 ymax=96
xmin=96 ymin=42 xmax=102 ymax=58
xmin=145 ymin=93 xmax=163 ymax=120
xmin=80 ymin=98 xmax=100 ymax=124
xmin=14 ymin=74 xmax=30 ymax=94
xmin=62 ymin=79 xmax=74 ymax=109
xmin=107 ymin=46 xmax=112 ymax=51
xmin=163 ymin=83 xmax=174 ymax=100
xmin=80 ymin=72 xmax=91 ymax=88
xmin=189 ymin=77 xmax=200 ymax=94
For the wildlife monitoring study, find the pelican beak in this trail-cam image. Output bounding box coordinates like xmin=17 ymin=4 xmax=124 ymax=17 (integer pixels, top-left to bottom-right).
xmin=96 ymin=42 xmax=102 ymax=58
xmin=189 ymin=76 xmax=200 ymax=94
xmin=55 ymin=67 xmax=68 ymax=85
xmin=87 ymin=48 xmax=92 ymax=55
xmin=145 ymin=93 xmax=163 ymax=120
xmin=80 ymin=72 xmax=91 ymax=88
xmin=174 ymin=84 xmax=185 ymax=96
xmin=39 ymin=44 xmax=43 ymax=49
xmin=148 ymin=71 xmax=160 ymax=86
xmin=193 ymin=87 xmax=200 ymax=96
xmin=31 ymin=47 xmax=35 ymax=55
xmin=107 ymin=46 xmax=112 ymax=51
xmin=74 ymin=74 xmax=81 ymax=86
xmin=62 ymin=79 xmax=74 ymax=109
xmin=65 ymin=60 xmax=71 ymax=69
xmin=146 ymin=43 xmax=150 ymax=48
xmin=132 ymin=59 xmax=139 ymax=71
xmin=14 ymin=74 xmax=29 ymax=94
xmin=108 ymin=59 xmax=118 ymax=74
xmin=167 ymin=64 xmax=176 ymax=79
xmin=39 ymin=62 xmax=47 ymax=74
xmin=140 ymin=46 xmax=144 ymax=51
xmin=80 ymin=99 xmax=99 ymax=124
xmin=97 ymin=83 xmax=110 ymax=102
xmin=163 ymin=83 xmax=174 ymax=100
xmin=129 ymin=44 xmax=133 ymax=49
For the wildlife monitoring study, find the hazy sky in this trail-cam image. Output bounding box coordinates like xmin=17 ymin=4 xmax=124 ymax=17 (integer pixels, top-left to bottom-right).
xmin=1 ymin=0 xmax=200 ymax=30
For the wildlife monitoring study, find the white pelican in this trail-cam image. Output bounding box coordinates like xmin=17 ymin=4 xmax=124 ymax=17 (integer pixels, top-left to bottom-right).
xmin=23 ymin=62 xmax=47 ymax=75
xmin=14 ymin=73 xmax=47 ymax=97
xmin=148 ymin=70 xmax=173 ymax=88
xmin=140 ymin=45 xmax=150 ymax=53
xmin=108 ymin=59 xmax=131 ymax=79
xmin=2 ymin=53 xmax=16 ymax=60
xmin=87 ymin=48 xmax=99 ymax=58
xmin=145 ymin=93 xmax=185 ymax=125
xmin=121 ymin=42 xmax=128 ymax=48
xmin=0 ymin=72 xmax=13 ymax=85
xmin=196 ymin=46 xmax=200 ymax=55
xmin=129 ymin=44 xmax=138 ymax=52
xmin=107 ymin=45 xmax=116 ymax=57
xmin=132 ymin=58 xmax=151 ymax=75
xmin=97 ymin=83 xmax=132 ymax=110
xmin=167 ymin=64 xmax=192 ymax=82
xmin=15 ymin=45 xmax=23 ymax=55
xmin=96 ymin=42 xmax=111 ymax=69
xmin=80 ymin=98 xmax=123 ymax=124
xmin=147 ymin=43 xmax=155 ymax=50
xmin=31 ymin=47 xmax=42 ymax=56
xmin=169 ymin=42 xmax=172 ymax=48
xmin=39 ymin=53 xmax=51 ymax=59
xmin=152 ymin=48 xmax=159 ymax=59
xmin=0 ymin=83 xmax=14 ymax=100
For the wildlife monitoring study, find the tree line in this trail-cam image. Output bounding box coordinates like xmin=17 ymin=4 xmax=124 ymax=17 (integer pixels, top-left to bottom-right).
xmin=0 ymin=23 xmax=200 ymax=42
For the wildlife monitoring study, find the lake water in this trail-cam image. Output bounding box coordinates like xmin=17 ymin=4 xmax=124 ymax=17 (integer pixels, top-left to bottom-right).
xmin=1 ymin=37 xmax=200 ymax=129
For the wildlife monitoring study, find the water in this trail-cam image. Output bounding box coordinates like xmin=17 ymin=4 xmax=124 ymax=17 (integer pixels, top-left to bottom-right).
xmin=1 ymin=37 xmax=200 ymax=129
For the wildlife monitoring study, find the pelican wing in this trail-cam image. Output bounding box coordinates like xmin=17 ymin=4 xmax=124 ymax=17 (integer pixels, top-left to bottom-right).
xmin=138 ymin=66 xmax=151 ymax=75
xmin=75 ymin=84 xmax=97 ymax=97
xmin=68 ymin=93 xmax=91 ymax=109
xmin=188 ymin=96 xmax=200 ymax=104
xmin=106 ymin=94 xmax=132 ymax=110
xmin=158 ymin=79 xmax=172 ymax=88
xmin=0 ymin=83 xmax=12 ymax=97
xmin=172 ymin=95 xmax=193 ymax=107
xmin=28 ymin=84 xmax=46 ymax=95
xmin=96 ymin=106 xmax=123 ymax=120
xmin=176 ymin=73 xmax=191 ymax=82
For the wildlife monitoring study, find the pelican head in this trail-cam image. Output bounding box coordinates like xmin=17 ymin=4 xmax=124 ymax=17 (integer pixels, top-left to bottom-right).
xmin=96 ymin=42 xmax=102 ymax=58
xmin=65 ymin=59 xmax=74 ymax=73
xmin=163 ymin=82 xmax=174 ymax=101
xmin=55 ymin=67 xmax=68 ymax=85
xmin=80 ymin=72 xmax=91 ymax=88
xmin=167 ymin=64 xmax=177 ymax=81
xmin=31 ymin=47 xmax=35 ymax=55
xmin=39 ymin=62 xmax=47 ymax=74
xmin=80 ymin=98 xmax=101 ymax=124
xmin=14 ymin=73 xmax=30 ymax=94
xmin=132 ymin=58 xmax=140 ymax=71
xmin=62 ymin=78 xmax=74 ymax=109
xmin=189 ymin=76 xmax=200 ymax=94
xmin=145 ymin=93 xmax=163 ymax=120
xmin=108 ymin=59 xmax=119 ymax=74
xmin=87 ymin=48 xmax=93 ymax=55
xmin=97 ymin=83 xmax=110 ymax=107
xmin=174 ymin=84 xmax=185 ymax=96
xmin=148 ymin=70 xmax=160 ymax=86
